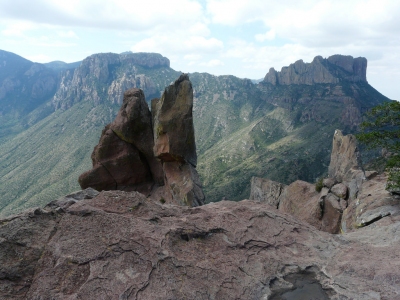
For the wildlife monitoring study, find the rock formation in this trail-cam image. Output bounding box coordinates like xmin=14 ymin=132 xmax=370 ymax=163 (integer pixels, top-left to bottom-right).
xmin=152 ymin=74 xmax=204 ymax=207
xmin=250 ymin=177 xmax=344 ymax=234
xmin=250 ymin=129 xmax=400 ymax=234
xmin=1 ymin=189 xmax=399 ymax=299
xmin=79 ymin=74 xmax=205 ymax=207
xmin=328 ymin=129 xmax=363 ymax=183
xmin=263 ymin=55 xmax=367 ymax=86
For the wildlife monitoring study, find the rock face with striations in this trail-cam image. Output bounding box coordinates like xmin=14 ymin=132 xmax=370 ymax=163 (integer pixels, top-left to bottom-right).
xmin=263 ymin=55 xmax=367 ymax=86
xmin=79 ymin=75 xmax=204 ymax=207
xmin=1 ymin=191 xmax=399 ymax=299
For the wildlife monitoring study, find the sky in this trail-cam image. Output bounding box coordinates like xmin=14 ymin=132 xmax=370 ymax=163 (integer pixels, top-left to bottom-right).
xmin=0 ymin=0 xmax=399 ymax=100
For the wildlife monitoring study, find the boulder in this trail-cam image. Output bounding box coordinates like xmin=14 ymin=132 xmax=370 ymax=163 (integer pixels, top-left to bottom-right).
xmin=110 ymin=88 xmax=164 ymax=185
xmin=152 ymin=73 xmax=197 ymax=167
xmin=278 ymin=180 xmax=322 ymax=229
xmin=321 ymin=193 xmax=342 ymax=233
xmin=1 ymin=192 xmax=400 ymax=299
xmin=323 ymin=177 xmax=336 ymax=189
xmin=249 ymin=176 xmax=286 ymax=208
xmin=331 ymin=183 xmax=348 ymax=199
xmin=78 ymin=125 xmax=155 ymax=194
xmin=151 ymin=74 xmax=204 ymax=206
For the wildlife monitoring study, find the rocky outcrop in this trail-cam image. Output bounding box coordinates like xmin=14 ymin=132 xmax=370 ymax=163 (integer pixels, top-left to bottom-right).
xmin=249 ymin=130 xmax=391 ymax=234
xmin=328 ymin=129 xmax=364 ymax=183
xmin=1 ymin=191 xmax=400 ymax=299
xmin=79 ymin=75 xmax=204 ymax=207
xmin=249 ymin=177 xmax=344 ymax=234
xmin=263 ymin=55 xmax=367 ymax=86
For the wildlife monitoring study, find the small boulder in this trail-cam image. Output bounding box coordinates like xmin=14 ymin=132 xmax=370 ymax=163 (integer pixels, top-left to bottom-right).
xmin=323 ymin=178 xmax=336 ymax=189
xmin=331 ymin=183 xmax=348 ymax=199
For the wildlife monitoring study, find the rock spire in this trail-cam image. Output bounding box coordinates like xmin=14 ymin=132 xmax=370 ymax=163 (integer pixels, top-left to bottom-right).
xmin=79 ymin=74 xmax=205 ymax=206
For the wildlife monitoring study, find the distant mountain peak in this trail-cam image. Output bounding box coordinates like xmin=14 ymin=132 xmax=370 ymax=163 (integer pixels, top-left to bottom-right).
xmin=263 ymin=54 xmax=367 ymax=85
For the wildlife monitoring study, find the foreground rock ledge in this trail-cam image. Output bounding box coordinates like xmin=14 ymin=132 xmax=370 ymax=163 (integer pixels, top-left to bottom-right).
xmin=0 ymin=191 xmax=399 ymax=299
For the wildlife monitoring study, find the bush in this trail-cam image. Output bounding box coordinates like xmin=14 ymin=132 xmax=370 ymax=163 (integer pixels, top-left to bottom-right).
xmin=315 ymin=177 xmax=324 ymax=192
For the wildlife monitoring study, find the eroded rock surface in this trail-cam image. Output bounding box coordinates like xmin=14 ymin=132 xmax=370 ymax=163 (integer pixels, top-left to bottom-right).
xmin=1 ymin=192 xmax=399 ymax=299
xmin=79 ymin=75 xmax=204 ymax=207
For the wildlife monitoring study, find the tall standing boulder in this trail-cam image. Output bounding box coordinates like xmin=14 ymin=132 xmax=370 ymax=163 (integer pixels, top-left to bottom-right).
xmin=152 ymin=74 xmax=197 ymax=166
xmin=152 ymin=74 xmax=204 ymax=207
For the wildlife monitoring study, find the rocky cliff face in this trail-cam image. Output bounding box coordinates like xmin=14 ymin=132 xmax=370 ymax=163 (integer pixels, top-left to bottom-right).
xmin=263 ymin=55 xmax=367 ymax=86
xmin=51 ymin=52 xmax=176 ymax=110
xmin=79 ymin=74 xmax=205 ymax=207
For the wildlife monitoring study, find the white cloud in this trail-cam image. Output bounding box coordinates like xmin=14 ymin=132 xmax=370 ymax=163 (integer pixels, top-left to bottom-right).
xmin=57 ymin=30 xmax=78 ymax=39
xmin=255 ymin=29 xmax=275 ymax=42
xmin=0 ymin=0 xmax=206 ymax=32
xmin=132 ymin=34 xmax=223 ymax=56
xmin=1 ymin=21 xmax=35 ymax=37
xmin=201 ymin=59 xmax=224 ymax=67
xmin=184 ymin=54 xmax=202 ymax=61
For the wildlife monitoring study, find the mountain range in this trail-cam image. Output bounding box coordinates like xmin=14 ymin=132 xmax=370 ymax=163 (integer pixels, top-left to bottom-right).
xmin=0 ymin=49 xmax=389 ymax=217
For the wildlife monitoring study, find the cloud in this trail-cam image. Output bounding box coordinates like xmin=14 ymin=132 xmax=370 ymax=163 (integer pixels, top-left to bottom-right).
xmin=201 ymin=59 xmax=224 ymax=67
xmin=132 ymin=34 xmax=223 ymax=56
xmin=184 ymin=54 xmax=202 ymax=61
xmin=255 ymin=29 xmax=275 ymax=42
xmin=1 ymin=21 xmax=35 ymax=37
xmin=207 ymin=0 xmax=400 ymax=48
xmin=0 ymin=0 xmax=206 ymax=32
xmin=57 ymin=30 xmax=78 ymax=39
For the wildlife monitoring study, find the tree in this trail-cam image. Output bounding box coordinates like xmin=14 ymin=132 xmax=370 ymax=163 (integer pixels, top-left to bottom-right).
xmin=356 ymin=101 xmax=400 ymax=192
